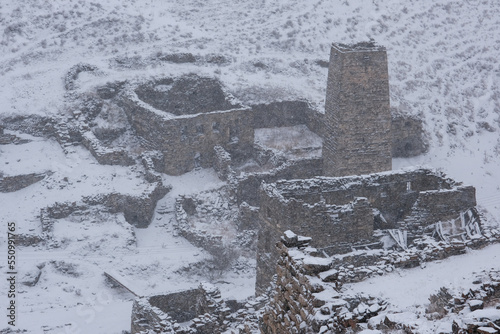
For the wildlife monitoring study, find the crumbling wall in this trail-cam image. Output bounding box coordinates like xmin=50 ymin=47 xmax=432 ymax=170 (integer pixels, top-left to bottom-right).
xmin=256 ymin=194 xmax=373 ymax=294
xmin=174 ymin=196 xmax=225 ymax=255
xmin=273 ymin=169 xmax=455 ymax=226
xmin=238 ymin=202 xmax=260 ymax=230
xmin=134 ymin=74 xmax=240 ymax=116
xmin=0 ymin=172 xmax=50 ymax=192
xmin=83 ymin=182 xmax=170 ymax=228
xmin=40 ymin=181 xmax=169 ymax=232
xmin=236 ymin=158 xmax=323 ymax=206
xmin=261 ymin=197 xmax=373 ymax=249
xmin=131 ymin=284 xmax=229 ymax=334
xmin=0 ymin=115 xmax=56 ymax=138
xmin=148 ymin=288 xmax=209 ymax=323
xmin=120 ymin=90 xmax=254 ymax=175
xmin=251 ymin=100 xmax=312 ymax=129
xmin=261 ymin=242 xmax=324 ymax=334
xmin=256 ymin=169 xmax=479 ymax=294
xmin=405 ymin=185 xmax=477 ymax=229
xmin=81 ymin=131 xmax=135 ymax=166
xmin=391 ymin=114 xmax=427 ymax=157
xmin=213 ymin=145 xmax=235 ymax=182
xmin=261 ymin=230 xmax=500 ymax=333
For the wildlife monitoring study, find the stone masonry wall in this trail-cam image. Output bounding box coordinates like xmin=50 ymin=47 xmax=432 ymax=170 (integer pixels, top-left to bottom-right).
xmin=256 ymin=194 xmax=373 ymax=295
xmin=120 ymin=92 xmax=254 ymax=175
xmin=40 ymin=181 xmax=169 ymax=234
xmin=81 ymin=131 xmax=135 ymax=166
xmin=273 ymin=169 xmax=453 ymax=226
xmin=131 ymin=284 xmax=229 ymax=334
xmin=83 ymin=182 xmax=170 ymax=228
xmin=236 ymin=158 xmax=323 ymax=206
xmin=251 ymin=100 xmax=313 ymax=130
xmin=391 ymin=114 xmax=427 ymax=157
xmin=261 ymin=227 xmax=500 ymax=334
xmin=0 ymin=172 xmax=49 ymax=192
xmin=261 ymin=242 xmax=324 ymax=334
xmin=255 ymin=169 xmax=478 ymax=294
xmin=404 ymin=185 xmax=477 ymax=230
xmin=323 ymin=42 xmax=392 ymax=177
xmin=148 ymin=288 xmax=209 ymax=323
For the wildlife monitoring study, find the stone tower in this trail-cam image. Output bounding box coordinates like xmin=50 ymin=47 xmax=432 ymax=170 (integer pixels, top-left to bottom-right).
xmin=323 ymin=42 xmax=392 ymax=177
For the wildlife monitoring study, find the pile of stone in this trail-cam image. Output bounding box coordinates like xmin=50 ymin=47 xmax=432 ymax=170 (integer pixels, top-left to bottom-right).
xmin=0 ymin=172 xmax=51 ymax=193
xmin=174 ymin=188 xmax=257 ymax=255
xmin=451 ymin=270 xmax=500 ymax=334
xmin=263 ymin=230 xmax=500 ymax=333
xmin=321 ymin=227 xmax=500 ymax=286
xmin=81 ymin=130 xmax=135 ymax=166
xmin=132 ymin=284 xmax=237 ymax=334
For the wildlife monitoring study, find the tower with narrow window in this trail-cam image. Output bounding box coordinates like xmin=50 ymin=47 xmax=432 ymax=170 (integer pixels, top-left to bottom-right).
xmin=323 ymin=42 xmax=392 ymax=177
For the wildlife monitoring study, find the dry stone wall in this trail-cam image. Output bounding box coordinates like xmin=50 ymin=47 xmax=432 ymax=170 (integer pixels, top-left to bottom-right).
xmin=134 ymin=75 xmax=240 ymax=116
xmin=251 ymin=100 xmax=313 ymax=129
xmin=261 ymin=229 xmax=500 ymax=333
xmin=81 ymin=131 xmax=135 ymax=166
xmin=131 ymin=284 xmax=230 ymax=334
xmin=236 ymin=158 xmax=323 ymax=206
xmin=40 ymin=180 xmax=169 ymax=235
xmin=120 ymin=90 xmax=254 ymax=175
xmin=404 ymin=186 xmax=477 ymax=230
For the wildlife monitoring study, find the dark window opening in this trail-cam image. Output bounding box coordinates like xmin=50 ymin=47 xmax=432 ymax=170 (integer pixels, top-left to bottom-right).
xmin=212 ymin=122 xmax=220 ymax=133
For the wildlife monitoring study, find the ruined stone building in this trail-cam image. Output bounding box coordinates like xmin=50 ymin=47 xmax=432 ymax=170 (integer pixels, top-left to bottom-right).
xmin=126 ymin=42 xmax=492 ymax=334
xmin=255 ymin=168 xmax=477 ymax=294
xmin=72 ymin=44 xmax=423 ymax=179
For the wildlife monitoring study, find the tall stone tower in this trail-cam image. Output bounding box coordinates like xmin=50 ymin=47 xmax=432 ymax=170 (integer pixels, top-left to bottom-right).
xmin=323 ymin=42 xmax=392 ymax=177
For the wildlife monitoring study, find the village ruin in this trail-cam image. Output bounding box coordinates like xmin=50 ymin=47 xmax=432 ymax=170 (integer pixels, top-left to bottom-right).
xmin=1 ymin=41 xmax=499 ymax=333
xmin=124 ymin=43 xmax=498 ymax=333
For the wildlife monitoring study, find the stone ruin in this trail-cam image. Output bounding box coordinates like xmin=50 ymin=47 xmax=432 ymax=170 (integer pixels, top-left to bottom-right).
xmin=323 ymin=42 xmax=392 ymax=177
xmin=1 ymin=42 xmax=497 ymax=333
xmin=260 ymin=229 xmax=500 ymax=333
xmin=131 ymin=283 xmax=268 ymax=334
xmin=255 ymin=168 xmax=480 ymax=294
xmin=131 ymin=284 xmax=228 ymax=334
xmin=125 ymin=42 xmax=499 ymax=333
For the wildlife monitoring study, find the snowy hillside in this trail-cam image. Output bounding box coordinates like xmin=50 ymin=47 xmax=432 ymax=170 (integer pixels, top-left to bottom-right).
xmin=1 ymin=0 xmax=499 ymax=333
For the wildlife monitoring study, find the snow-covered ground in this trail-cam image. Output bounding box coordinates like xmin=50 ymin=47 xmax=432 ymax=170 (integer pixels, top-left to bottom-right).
xmin=345 ymin=243 xmax=500 ymax=333
xmin=1 ymin=0 xmax=500 ymax=333
xmin=255 ymin=124 xmax=322 ymax=159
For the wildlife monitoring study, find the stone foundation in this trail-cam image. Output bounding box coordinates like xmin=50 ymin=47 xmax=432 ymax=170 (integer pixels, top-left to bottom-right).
xmin=0 ymin=172 xmax=50 ymax=193
xmin=323 ymin=42 xmax=392 ymax=177
xmin=40 ymin=180 xmax=169 ymax=234
xmin=131 ymin=284 xmax=229 ymax=334
xmin=391 ymin=114 xmax=428 ymax=157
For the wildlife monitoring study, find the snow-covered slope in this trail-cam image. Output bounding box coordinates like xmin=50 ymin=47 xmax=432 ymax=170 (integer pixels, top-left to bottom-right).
xmin=1 ymin=0 xmax=499 ymax=333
